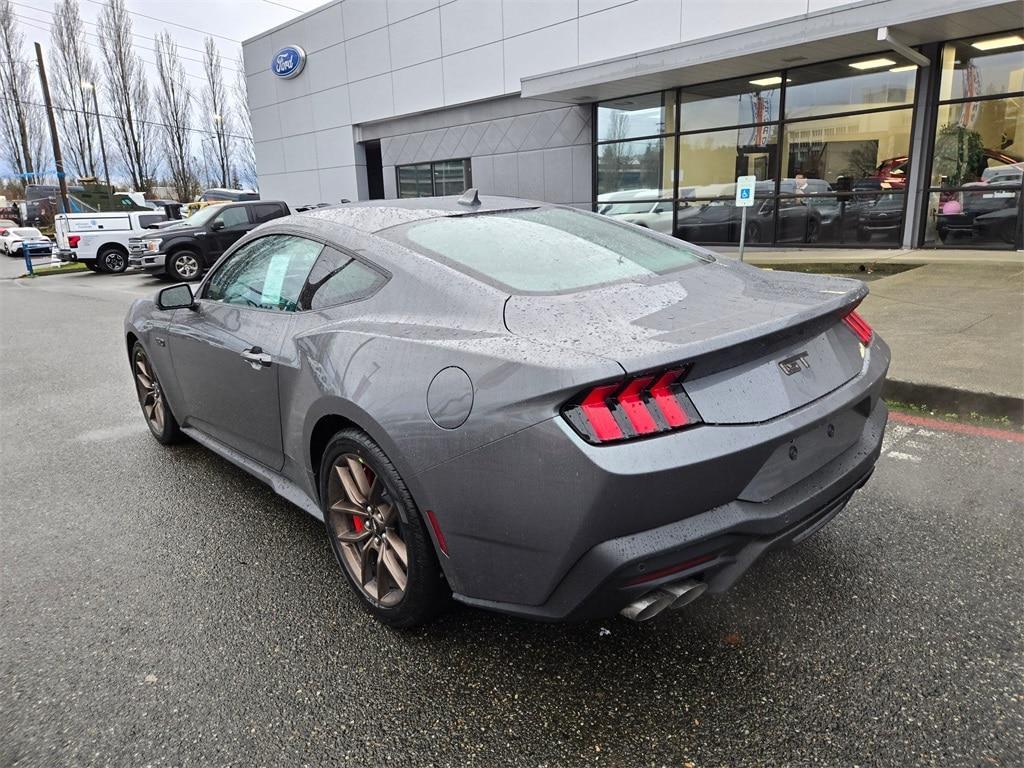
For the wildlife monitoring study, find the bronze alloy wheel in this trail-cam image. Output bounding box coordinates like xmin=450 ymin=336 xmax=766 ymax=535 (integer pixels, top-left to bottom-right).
xmin=133 ymin=347 xmax=166 ymax=434
xmin=326 ymin=453 xmax=409 ymax=607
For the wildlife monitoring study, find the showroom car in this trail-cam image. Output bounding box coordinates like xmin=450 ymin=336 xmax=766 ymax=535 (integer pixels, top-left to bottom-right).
xmin=125 ymin=192 xmax=890 ymax=627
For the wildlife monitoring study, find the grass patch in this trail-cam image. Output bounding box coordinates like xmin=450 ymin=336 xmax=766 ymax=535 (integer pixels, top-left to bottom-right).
xmin=18 ymin=262 xmax=88 ymax=277
xmin=885 ymin=399 xmax=1020 ymax=431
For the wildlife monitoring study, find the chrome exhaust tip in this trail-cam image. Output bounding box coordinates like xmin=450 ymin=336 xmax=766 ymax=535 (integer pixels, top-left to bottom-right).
xmin=660 ymin=580 xmax=707 ymax=611
xmin=619 ymin=590 xmax=674 ymax=622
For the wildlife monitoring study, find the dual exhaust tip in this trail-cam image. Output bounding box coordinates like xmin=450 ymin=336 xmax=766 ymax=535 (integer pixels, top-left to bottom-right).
xmin=620 ymin=580 xmax=707 ymax=622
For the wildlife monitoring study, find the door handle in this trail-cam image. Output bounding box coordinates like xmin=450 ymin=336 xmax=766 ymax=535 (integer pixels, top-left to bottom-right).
xmin=241 ymin=346 xmax=272 ymax=369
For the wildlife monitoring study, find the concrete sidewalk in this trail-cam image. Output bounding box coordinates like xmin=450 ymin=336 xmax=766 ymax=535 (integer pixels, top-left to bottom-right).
xmin=720 ymin=246 xmax=1024 ymax=267
xmin=735 ymin=250 xmax=1023 ymax=422
xmin=857 ymin=262 xmax=1023 ymax=421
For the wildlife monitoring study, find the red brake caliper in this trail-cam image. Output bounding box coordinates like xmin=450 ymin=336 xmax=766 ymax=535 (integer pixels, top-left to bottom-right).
xmin=352 ymin=465 xmax=374 ymax=533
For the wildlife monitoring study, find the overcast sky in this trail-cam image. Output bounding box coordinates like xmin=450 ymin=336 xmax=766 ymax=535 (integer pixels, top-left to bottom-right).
xmin=14 ymin=0 xmax=325 ymax=83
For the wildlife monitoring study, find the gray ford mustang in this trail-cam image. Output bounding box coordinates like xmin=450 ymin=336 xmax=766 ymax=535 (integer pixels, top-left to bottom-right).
xmin=124 ymin=192 xmax=890 ymax=627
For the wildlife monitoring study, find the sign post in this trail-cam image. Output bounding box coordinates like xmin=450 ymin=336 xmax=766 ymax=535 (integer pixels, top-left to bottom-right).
xmin=735 ymin=175 xmax=757 ymax=263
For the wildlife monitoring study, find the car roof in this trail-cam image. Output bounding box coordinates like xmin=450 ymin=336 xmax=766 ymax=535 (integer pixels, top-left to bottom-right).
xmin=299 ymin=193 xmax=538 ymax=233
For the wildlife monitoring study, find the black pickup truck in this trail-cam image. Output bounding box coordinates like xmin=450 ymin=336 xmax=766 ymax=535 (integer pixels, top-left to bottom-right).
xmin=129 ymin=200 xmax=289 ymax=281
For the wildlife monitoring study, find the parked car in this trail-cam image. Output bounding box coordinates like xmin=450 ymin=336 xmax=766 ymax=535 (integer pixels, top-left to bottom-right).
xmin=675 ymin=180 xmax=824 ymax=244
xmin=856 ymin=192 xmax=905 ymax=242
xmin=972 ymin=204 xmax=1020 ymax=245
xmin=1 ymin=226 xmax=52 ymax=259
xmin=198 ymin=188 xmax=259 ymax=202
xmin=936 ymin=181 xmax=1020 ymax=243
xmin=55 ymin=210 xmax=168 ymax=273
xmin=124 ymin=192 xmax=889 ymax=627
xmin=597 ymin=190 xmax=673 ymax=234
xmin=129 ymin=200 xmax=289 ymax=281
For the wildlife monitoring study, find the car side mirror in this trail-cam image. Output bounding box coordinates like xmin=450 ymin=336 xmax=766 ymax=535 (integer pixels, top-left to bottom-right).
xmin=211 ymin=220 xmax=225 ymax=231
xmin=157 ymin=283 xmax=195 ymax=311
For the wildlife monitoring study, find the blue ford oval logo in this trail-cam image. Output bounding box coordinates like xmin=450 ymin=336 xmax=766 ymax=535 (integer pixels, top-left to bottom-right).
xmin=271 ymin=46 xmax=306 ymax=79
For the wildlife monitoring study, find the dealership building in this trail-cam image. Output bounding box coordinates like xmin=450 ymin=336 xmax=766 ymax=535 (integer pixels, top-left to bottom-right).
xmin=242 ymin=0 xmax=1023 ymax=250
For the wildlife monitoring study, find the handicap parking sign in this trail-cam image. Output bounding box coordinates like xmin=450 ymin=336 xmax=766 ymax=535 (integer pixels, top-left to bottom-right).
xmin=735 ymin=175 xmax=757 ymax=207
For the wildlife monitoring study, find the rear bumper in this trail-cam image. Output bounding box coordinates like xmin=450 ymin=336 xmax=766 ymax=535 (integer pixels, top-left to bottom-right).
xmin=456 ymin=399 xmax=885 ymax=621
xmin=421 ymin=336 xmax=890 ymax=620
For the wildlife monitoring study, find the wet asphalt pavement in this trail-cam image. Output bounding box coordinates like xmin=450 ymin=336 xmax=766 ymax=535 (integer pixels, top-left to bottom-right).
xmin=1 ymin=268 xmax=1022 ymax=767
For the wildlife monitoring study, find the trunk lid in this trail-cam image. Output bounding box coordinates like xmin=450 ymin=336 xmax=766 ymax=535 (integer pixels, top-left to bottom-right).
xmin=504 ymin=260 xmax=869 ymax=424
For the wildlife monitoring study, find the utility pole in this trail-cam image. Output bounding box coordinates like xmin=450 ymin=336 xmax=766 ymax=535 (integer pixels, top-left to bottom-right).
xmin=84 ymin=82 xmax=111 ymax=193
xmin=34 ymin=42 xmax=70 ymax=215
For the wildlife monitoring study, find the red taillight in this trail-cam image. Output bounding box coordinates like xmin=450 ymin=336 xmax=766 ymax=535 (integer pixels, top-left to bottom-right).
xmin=579 ymin=383 xmax=624 ymax=441
xmin=842 ymin=309 xmax=873 ymax=345
xmin=650 ymin=369 xmax=690 ymax=428
xmin=68 ymin=234 xmax=80 ymax=248
xmin=563 ymin=367 xmax=702 ymax=444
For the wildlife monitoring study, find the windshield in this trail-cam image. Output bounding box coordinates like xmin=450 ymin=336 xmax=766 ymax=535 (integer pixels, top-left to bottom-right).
xmin=179 ymin=205 xmax=226 ymax=227
xmin=389 ymin=208 xmax=707 ymax=294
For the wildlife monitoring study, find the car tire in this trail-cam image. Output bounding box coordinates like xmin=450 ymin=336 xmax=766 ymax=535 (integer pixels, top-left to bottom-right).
xmin=96 ymin=246 xmax=128 ymax=273
xmin=131 ymin=341 xmax=183 ymax=445
xmin=320 ymin=429 xmax=448 ymax=628
xmin=166 ymin=249 xmax=202 ymax=282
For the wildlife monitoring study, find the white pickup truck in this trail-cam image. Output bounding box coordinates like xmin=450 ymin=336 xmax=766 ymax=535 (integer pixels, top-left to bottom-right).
xmin=55 ymin=210 xmax=167 ymax=273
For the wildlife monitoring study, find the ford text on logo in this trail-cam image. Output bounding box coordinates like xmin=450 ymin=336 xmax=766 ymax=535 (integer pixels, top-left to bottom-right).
xmin=271 ymin=46 xmax=306 ymax=79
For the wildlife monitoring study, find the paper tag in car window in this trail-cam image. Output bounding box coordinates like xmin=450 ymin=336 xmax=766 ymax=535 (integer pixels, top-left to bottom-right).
xmin=261 ymin=254 xmax=290 ymax=307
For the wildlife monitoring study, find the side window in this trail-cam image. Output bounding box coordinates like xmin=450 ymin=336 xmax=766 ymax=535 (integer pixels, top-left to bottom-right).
xmin=204 ymin=235 xmax=323 ymax=312
xmin=137 ymin=214 xmax=165 ymax=228
xmin=252 ymin=204 xmax=287 ymax=224
xmin=214 ymin=206 xmax=250 ymax=229
xmin=299 ymin=246 xmax=387 ymax=310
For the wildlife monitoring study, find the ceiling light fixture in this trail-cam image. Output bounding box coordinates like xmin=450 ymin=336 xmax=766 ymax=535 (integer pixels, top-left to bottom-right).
xmin=889 ymin=65 xmax=918 ymax=72
xmin=849 ymin=58 xmax=896 ymax=70
xmin=749 ymin=76 xmax=784 ymax=86
xmin=971 ymin=34 xmax=1024 ymax=51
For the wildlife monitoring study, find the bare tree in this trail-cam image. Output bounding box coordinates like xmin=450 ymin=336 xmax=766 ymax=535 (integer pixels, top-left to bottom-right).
xmin=153 ymin=31 xmax=198 ymax=202
xmin=0 ymin=0 xmax=48 ymax=188
xmin=202 ymin=37 xmax=232 ymax=188
xmin=49 ymin=0 xmax=98 ymax=180
xmin=232 ymin=50 xmax=257 ymax=192
xmin=97 ymin=0 xmax=153 ymax=191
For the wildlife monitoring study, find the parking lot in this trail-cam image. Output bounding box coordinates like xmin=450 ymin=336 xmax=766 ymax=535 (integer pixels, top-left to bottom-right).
xmin=1 ymin=269 xmax=1022 ymax=767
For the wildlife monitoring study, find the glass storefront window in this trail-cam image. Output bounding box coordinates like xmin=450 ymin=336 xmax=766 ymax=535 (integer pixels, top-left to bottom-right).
xmin=597 ymin=91 xmax=676 ymax=141
xmin=679 ymin=75 xmax=781 ymax=131
xmin=922 ymin=187 xmax=1021 ymax=248
xmin=938 ymin=36 xmax=1024 ymax=101
xmin=397 ymin=159 xmax=472 ymax=198
xmin=930 ymin=96 xmax=1023 ymax=186
xmin=596 ymin=136 xmax=675 ymax=197
xmin=677 ymin=127 xmax=778 ymax=198
xmin=397 ymin=163 xmax=432 ymax=198
xmin=785 ymin=57 xmax=916 ymax=119
xmin=781 ymin=109 xmax=913 ymax=187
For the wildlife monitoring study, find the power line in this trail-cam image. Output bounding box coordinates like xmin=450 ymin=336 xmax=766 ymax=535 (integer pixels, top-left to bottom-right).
xmin=14 ymin=14 xmax=215 ymax=84
xmin=11 ymin=5 xmax=242 ymax=74
xmin=80 ymin=0 xmax=240 ymax=43
xmin=259 ymin=0 xmax=305 ymax=12
xmin=11 ymin=0 xmax=239 ymax=62
xmin=0 ymin=94 xmax=253 ymax=143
